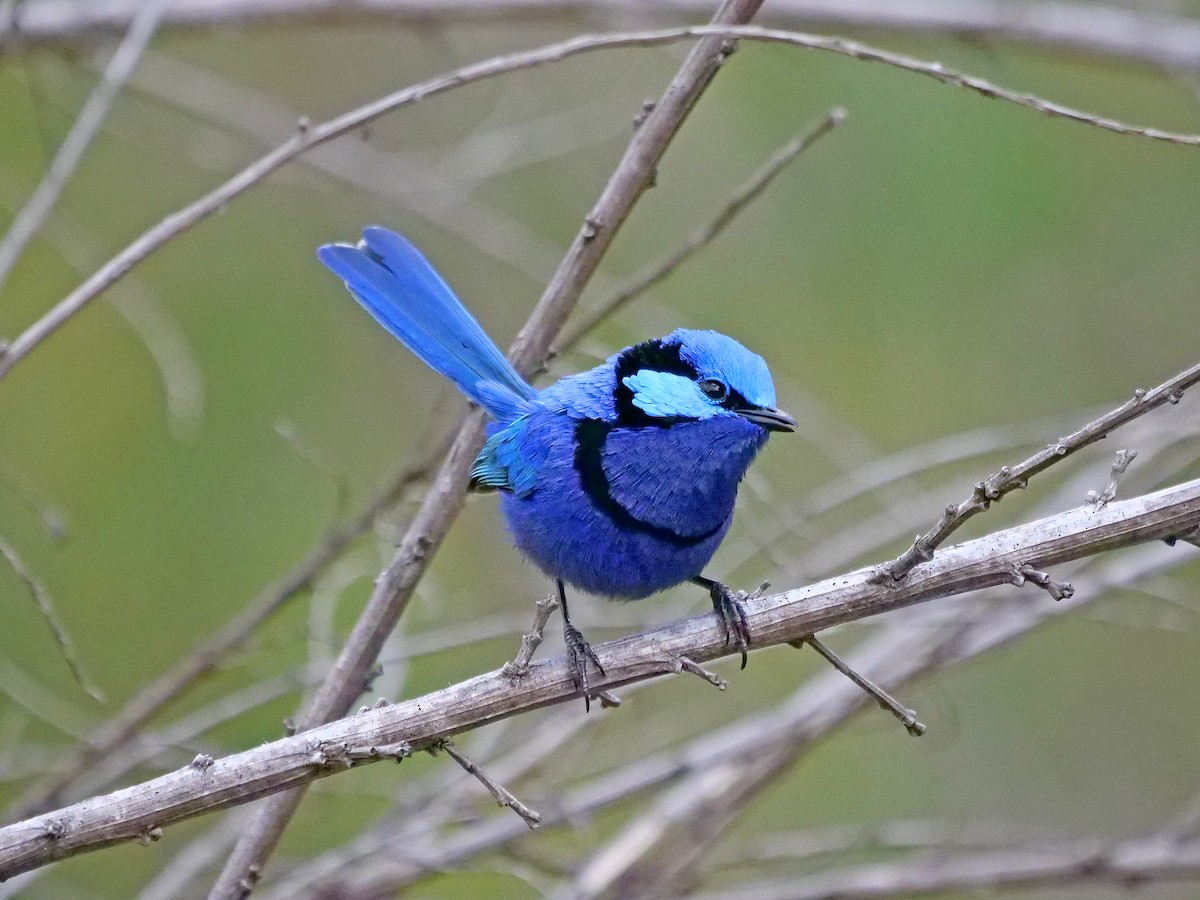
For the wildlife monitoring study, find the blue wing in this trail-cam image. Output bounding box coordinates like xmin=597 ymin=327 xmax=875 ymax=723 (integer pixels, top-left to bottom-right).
xmin=470 ymin=418 xmax=543 ymax=497
xmin=318 ymin=227 xmax=536 ymax=422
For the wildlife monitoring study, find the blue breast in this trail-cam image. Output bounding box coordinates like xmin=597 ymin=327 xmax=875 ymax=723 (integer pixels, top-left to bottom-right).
xmin=497 ymin=410 xmax=767 ymax=598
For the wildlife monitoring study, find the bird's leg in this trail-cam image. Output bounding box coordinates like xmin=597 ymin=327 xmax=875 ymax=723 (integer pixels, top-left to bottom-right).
xmin=692 ymin=576 xmax=751 ymax=670
xmin=558 ymin=579 xmax=605 ymax=711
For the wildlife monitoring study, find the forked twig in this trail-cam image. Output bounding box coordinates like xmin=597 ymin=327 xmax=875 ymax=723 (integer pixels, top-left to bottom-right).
xmin=1088 ymin=448 xmax=1137 ymax=509
xmin=502 ymin=592 xmax=561 ymax=677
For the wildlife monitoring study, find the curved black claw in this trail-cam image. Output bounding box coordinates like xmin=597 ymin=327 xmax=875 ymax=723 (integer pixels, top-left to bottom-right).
xmin=708 ymin=581 xmax=751 ymax=669
xmin=564 ymin=623 xmax=605 ymax=712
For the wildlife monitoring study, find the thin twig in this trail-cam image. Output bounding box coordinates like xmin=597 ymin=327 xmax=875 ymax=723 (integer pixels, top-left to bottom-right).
xmin=1088 ymin=448 xmax=1137 ymax=509
xmin=791 ymin=634 xmax=925 ymax=735
xmin=126 ymin=50 xmax=602 ymax=291
xmin=208 ymin=4 xmax=768 ymax=894
xmin=1 ymin=477 xmax=1198 ymax=880
xmin=552 ymin=107 xmax=847 ymax=354
xmin=0 ymin=535 xmax=103 ymax=704
xmin=0 ymin=0 xmax=172 ymax=296
xmin=876 ymin=362 xmax=1200 ymax=582
xmin=437 ymin=742 xmax=542 ymax=829
xmin=3 ymin=23 xmax=1199 ymax=382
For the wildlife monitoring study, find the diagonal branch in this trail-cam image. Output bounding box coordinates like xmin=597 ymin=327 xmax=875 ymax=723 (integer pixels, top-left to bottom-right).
xmin=0 ymin=536 xmax=102 ymax=704
xmin=0 ymin=477 xmax=1197 ymax=881
xmin=286 ymin=533 xmax=1195 ymax=897
xmin=876 ymin=361 xmax=1200 ymax=581
xmin=552 ymin=106 xmax=847 ymax=354
xmin=3 ymin=23 xmax=1199 ymax=383
xmin=0 ymin=0 xmax=172 ymax=296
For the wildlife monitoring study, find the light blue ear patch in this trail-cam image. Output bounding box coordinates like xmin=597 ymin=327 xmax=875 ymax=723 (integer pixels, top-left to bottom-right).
xmin=623 ymin=370 xmax=717 ymax=420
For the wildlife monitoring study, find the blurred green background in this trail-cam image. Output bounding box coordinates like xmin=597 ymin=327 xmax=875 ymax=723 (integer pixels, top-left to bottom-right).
xmin=1 ymin=3 xmax=1199 ymax=897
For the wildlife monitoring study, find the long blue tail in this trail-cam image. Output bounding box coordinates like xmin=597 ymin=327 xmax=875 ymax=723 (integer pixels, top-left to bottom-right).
xmin=318 ymin=227 xmax=536 ymax=421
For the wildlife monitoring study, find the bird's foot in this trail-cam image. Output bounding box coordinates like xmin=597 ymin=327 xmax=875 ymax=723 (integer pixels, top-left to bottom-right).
xmin=708 ymin=581 xmax=752 ymax=670
xmin=564 ymin=623 xmax=605 ymax=712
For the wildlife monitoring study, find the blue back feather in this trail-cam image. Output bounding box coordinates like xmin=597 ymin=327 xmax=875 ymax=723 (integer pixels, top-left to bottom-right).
xmin=317 ymin=227 xmax=535 ymax=421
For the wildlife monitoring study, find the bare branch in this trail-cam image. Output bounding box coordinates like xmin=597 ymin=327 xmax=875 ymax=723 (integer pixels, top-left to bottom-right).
xmin=3 ymin=23 xmax=1199 ymax=383
xmin=0 ymin=536 xmax=102 ymax=704
xmin=791 ymin=634 xmax=925 ymax=736
xmin=501 ymin=592 xmax=561 ymax=678
xmin=677 ymin=656 xmax=728 ymax=690
xmin=303 ymin=537 xmax=1195 ymax=897
xmin=8 ymin=453 xmax=436 ymax=820
xmin=552 ymin=107 xmax=847 ymax=354
xmin=688 ymin=833 xmax=1200 ymax=900
xmin=0 ymin=0 xmax=171 ymax=295
xmin=1010 ymin=563 xmax=1074 ymax=602
xmin=877 ymin=362 xmax=1200 ymax=581
xmin=1 ymin=477 xmax=1198 ymax=881
xmin=8 ymin=1 xmax=1200 ymax=73
xmin=436 ymin=742 xmax=542 ymax=829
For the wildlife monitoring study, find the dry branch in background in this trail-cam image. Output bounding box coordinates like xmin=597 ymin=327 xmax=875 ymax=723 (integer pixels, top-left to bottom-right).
xmin=6 ymin=1 xmax=1200 ymax=73
xmin=0 ymin=536 xmax=101 ymax=704
xmin=3 ymin=24 xmax=1200 ymax=383
xmin=1 ymin=475 xmax=1198 ymax=880
xmin=0 ymin=0 xmax=171 ymax=296
xmin=690 ymin=833 xmax=1200 ymax=900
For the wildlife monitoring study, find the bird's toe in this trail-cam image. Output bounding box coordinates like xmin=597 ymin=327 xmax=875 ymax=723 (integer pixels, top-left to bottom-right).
xmin=564 ymin=623 xmax=605 ymax=712
xmin=709 ymin=582 xmax=751 ymax=669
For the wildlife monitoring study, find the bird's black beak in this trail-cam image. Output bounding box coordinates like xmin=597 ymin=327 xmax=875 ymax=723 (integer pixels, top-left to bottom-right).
xmin=737 ymin=405 xmax=797 ymax=432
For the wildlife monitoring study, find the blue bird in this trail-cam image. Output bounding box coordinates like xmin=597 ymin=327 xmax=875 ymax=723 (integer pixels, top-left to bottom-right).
xmin=319 ymin=227 xmax=795 ymax=705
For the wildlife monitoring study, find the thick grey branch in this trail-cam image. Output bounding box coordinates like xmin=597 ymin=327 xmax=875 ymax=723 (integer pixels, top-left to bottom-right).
xmin=1 ymin=477 xmax=1197 ymax=881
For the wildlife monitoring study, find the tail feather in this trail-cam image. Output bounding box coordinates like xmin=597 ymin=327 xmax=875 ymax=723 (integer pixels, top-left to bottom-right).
xmin=318 ymin=228 xmax=536 ymax=421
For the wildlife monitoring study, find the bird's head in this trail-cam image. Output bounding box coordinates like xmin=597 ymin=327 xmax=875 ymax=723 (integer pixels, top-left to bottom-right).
xmin=611 ymin=328 xmax=796 ymax=432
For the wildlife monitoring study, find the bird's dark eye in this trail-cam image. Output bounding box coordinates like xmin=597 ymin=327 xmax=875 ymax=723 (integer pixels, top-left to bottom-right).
xmin=699 ymin=379 xmax=728 ymax=401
